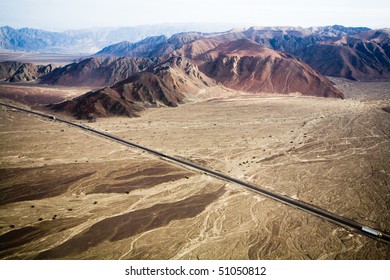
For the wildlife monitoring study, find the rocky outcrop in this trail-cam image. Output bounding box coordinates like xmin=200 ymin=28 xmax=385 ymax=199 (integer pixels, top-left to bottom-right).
xmin=39 ymin=56 xmax=153 ymax=87
xmin=49 ymin=88 xmax=145 ymax=118
xmin=296 ymin=43 xmax=390 ymax=81
xmin=0 ymin=61 xmax=53 ymax=82
xmin=49 ymin=57 xmax=211 ymax=119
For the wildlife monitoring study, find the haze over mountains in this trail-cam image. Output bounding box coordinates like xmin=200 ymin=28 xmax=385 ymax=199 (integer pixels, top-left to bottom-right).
xmin=0 ymin=24 xmax=236 ymax=54
xmin=3 ymin=24 xmax=388 ymax=82
xmin=1 ymin=24 xmax=389 ymax=118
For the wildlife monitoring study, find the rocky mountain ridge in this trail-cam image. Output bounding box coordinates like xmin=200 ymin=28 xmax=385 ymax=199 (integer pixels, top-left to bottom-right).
xmin=194 ymin=39 xmax=343 ymax=98
xmin=0 ymin=61 xmax=53 ymax=82
xmin=3 ymin=24 xmax=388 ymax=119
xmin=39 ymin=56 xmax=153 ymax=87
xmin=96 ymin=25 xmax=390 ymax=81
xmin=49 ymin=56 xmax=212 ymax=118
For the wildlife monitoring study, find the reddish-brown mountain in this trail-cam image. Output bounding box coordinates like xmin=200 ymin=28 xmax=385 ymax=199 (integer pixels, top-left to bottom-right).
xmin=49 ymin=56 xmax=212 ymax=119
xmin=296 ymin=43 xmax=390 ymax=81
xmin=40 ymin=56 xmax=153 ymax=87
xmin=193 ymin=39 xmax=343 ymax=98
xmin=49 ymin=39 xmax=344 ymax=119
xmin=94 ymin=25 xmax=389 ymax=81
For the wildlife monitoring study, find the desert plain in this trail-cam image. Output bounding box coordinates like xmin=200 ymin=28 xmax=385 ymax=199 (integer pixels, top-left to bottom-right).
xmin=0 ymin=78 xmax=389 ymax=259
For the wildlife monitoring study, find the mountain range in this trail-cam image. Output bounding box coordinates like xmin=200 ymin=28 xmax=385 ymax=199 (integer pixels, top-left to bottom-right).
xmin=47 ymin=35 xmax=344 ymax=118
xmin=1 ymin=24 xmax=389 ymax=119
xmin=0 ymin=24 xmax=236 ymax=54
xmin=96 ymin=25 xmax=390 ymax=81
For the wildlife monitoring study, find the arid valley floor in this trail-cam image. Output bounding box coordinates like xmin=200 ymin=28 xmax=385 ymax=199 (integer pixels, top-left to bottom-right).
xmin=0 ymin=79 xmax=389 ymax=259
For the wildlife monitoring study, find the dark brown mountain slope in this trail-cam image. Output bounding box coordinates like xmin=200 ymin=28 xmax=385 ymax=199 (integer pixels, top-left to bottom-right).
xmin=40 ymin=56 xmax=153 ymax=87
xmin=350 ymin=28 xmax=390 ymax=44
xmin=195 ymin=39 xmax=343 ymax=98
xmin=296 ymin=43 xmax=390 ymax=81
xmin=242 ymin=27 xmax=390 ymax=80
xmin=113 ymin=72 xmax=183 ymax=107
xmin=0 ymin=61 xmax=53 ymax=82
xmin=49 ymin=87 xmax=145 ymax=118
xmin=235 ymin=25 xmax=371 ymax=54
xmin=171 ymin=39 xmax=223 ymax=60
xmin=49 ymin=56 xmax=212 ymax=119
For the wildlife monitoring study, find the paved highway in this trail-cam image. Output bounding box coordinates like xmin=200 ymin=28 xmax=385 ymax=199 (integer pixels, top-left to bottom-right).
xmin=1 ymin=101 xmax=389 ymax=245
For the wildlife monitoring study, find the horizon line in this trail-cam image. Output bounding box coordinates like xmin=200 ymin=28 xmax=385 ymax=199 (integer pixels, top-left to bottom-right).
xmin=1 ymin=22 xmax=388 ymax=33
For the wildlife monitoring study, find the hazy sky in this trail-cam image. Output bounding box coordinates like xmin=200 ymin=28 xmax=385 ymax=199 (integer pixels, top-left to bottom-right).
xmin=1 ymin=0 xmax=389 ymax=31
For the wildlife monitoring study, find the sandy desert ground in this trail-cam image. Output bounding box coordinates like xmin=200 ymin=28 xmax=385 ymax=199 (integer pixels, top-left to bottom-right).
xmin=0 ymin=83 xmax=91 ymax=106
xmin=0 ymin=79 xmax=389 ymax=259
